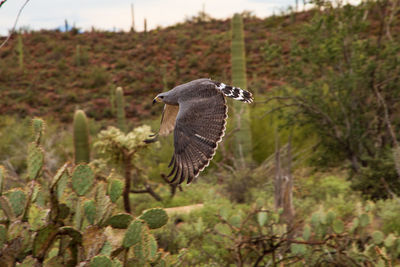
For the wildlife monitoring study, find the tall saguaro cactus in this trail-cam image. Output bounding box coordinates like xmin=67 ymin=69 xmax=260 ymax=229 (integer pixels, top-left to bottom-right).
xmin=116 ymin=87 xmax=127 ymax=133
xmin=73 ymin=110 xmax=90 ymax=164
xmin=17 ymin=34 xmax=24 ymax=70
xmin=231 ymin=13 xmax=252 ymax=166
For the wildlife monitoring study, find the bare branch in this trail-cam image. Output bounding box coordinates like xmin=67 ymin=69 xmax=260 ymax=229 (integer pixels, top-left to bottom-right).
xmin=380 ymin=177 xmax=400 ymax=205
xmin=0 ymin=0 xmax=30 ymax=49
xmin=0 ymin=0 xmax=8 ymax=8
xmin=131 ymin=183 xmax=162 ymax=201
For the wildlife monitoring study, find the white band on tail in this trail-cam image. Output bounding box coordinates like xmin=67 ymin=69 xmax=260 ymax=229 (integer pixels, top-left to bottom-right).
xmin=215 ymin=82 xmax=253 ymax=103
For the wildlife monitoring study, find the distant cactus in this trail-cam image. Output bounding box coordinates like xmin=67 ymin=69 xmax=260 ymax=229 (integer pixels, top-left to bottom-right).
xmin=75 ymin=45 xmax=89 ymax=66
xmin=231 ymin=13 xmax=252 ymax=166
xmin=73 ymin=109 xmax=91 ymax=164
xmin=161 ymin=65 xmax=169 ymax=91
xmin=115 ymin=87 xmax=127 ymax=132
xmin=144 ymin=18 xmax=147 ymax=34
xmin=75 ymin=44 xmax=81 ymax=66
xmin=17 ymin=34 xmax=24 ymax=70
xmin=110 ymin=86 xmax=116 ymax=115
xmin=65 ymin=19 xmax=69 ymax=31
xmin=130 ymin=3 xmax=135 ymax=32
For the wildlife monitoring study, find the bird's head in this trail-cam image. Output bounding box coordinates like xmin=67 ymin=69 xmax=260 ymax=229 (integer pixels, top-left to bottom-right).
xmin=153 ymin=93 xmax=165 ymax=104
xmin=153 ymin=91 xmax=178 ymax=105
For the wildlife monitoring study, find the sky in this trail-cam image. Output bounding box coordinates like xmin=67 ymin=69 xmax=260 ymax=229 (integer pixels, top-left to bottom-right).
xmin=0 ymin=0 xmax=299 ymax=36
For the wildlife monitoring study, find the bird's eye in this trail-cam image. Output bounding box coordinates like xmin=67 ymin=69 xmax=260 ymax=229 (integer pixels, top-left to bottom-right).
xmin=159 ymin=96 xmax=164 ymax=99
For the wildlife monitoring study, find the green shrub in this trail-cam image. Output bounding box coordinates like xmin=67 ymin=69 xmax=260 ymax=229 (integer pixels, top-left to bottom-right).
xmin=376 ymin=199 xmax=400 ymax=235
xmin=89 ymin=67 xmax=109 ymax=88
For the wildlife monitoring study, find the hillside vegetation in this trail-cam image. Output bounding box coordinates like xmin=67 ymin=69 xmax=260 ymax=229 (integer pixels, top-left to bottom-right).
xmin=0 ymin=12 xmax=307 ymax=122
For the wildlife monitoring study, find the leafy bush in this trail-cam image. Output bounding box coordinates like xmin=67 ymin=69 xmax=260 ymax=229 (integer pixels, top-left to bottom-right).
xmin=87 ymin=67 xmax=109 ymax=88
xmin=267 ymin=1 xmax=400 ymax=198
xmin=155 ymin=196 xmax=400 ymax=266
xmin=376 ymin=198 xmax=400 ymax=235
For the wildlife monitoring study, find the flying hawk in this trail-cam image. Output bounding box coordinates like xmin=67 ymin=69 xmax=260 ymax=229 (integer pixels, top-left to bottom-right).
xmin=150 ymin=78 xmax=253 ymax=184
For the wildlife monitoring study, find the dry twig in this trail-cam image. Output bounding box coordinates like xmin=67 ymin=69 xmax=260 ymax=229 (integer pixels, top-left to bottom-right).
xmin=0 ymin=0 xmax=30 ymax=49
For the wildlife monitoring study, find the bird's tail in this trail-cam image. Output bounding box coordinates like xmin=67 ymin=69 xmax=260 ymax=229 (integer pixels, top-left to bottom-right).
xmin=214 ymin=81 xmax=253 ymax=103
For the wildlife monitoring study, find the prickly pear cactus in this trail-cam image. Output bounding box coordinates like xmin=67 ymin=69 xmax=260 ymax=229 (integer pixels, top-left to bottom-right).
xmin=90 ymin=255 xmax=112 ymax=267
xmin=6 ymin=189 xmax=26 ymax=217
xmin=27 ymin=143 xmax=44 ymax=180
xmin=133 ymin=227 xmax=151 ymax=263
xmin=106 ymin=213 xmax=133 ymax=229
xmin=139 ymin=208 xmax=169 ymax=229
xmin=32 ymin=117 xmax=45 ymax=145
xmin=108 ymin=178 xmax=124 ymax=203
xmin=0 ymin=225 xmax=6 ymax=249
xmin=28 ymin=204 xmax=49 ymax=231
xmin=123 ymin=219 xmax=146 ymax=248
xmin=94 ymin=183 xmax=113 ymax=226
xmin=0 ymin=117 xmax=172 ymax=266
xmin=71 ymin=164 xmax=94 ymax=196
xmin=84 ymin=200 xmax=96 ymax=225
xmin=0 ymin=195 xmax=14 ymax=220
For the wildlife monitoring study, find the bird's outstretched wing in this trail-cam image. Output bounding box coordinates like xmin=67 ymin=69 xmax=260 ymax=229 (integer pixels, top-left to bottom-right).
xmin=144 ymin=104 xmax=179 ymax=143
xmin=159 ymin=104 xmax=179 ymax=136
xmin=168 ymin=83 xmax=227 ymax=184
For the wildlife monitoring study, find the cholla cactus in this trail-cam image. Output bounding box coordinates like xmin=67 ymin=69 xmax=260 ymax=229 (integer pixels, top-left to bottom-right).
xmin=95 ymin=125 xmax=155 ymax=213
xmin=95 ymin=125 xmax=153 ymax=162
xmin=115 ymin=87 xmax=127 ymax=133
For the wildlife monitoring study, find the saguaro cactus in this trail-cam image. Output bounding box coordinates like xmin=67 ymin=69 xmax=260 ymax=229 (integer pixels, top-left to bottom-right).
xmin=17 ymin=34 xmax=24 ymax=70
xmin=73 ymin=110 xmax=90 ymax=164
xmin=115 ymin=87 xmax=127 ymax=133
xmin=75 ymin=45 xmax=81 ymax=66
xmin=231 ymin=13 xmax=252 ymax=166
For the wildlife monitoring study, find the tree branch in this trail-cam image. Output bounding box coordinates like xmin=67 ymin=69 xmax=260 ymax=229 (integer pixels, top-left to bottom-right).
xmin=131 ymin=183 xmax=162 ymax=201
xmin=0 ymin=0 xmax=8 ymax=8
xmin=0 ymin=0 xmax=30 ymax=49
xmin=123 ymin=152 xmax=132 ymax=213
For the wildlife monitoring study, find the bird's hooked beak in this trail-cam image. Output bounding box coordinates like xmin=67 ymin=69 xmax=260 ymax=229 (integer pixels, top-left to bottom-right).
xmin=153 ymin=96 xmax=162 ymax=105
